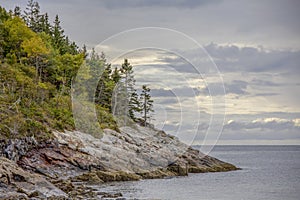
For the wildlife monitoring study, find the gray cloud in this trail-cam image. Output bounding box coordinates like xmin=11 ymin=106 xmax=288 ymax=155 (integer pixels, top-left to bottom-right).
xmin=225 ymin=80 xmax=248 ymax=95
xmin=224 ymin=118 xmax=300 ymax=131
xmin=205 ymin=43 xmax=300 ymax=73
xmin=150 ymin=87 xmax=202 ymax=97
xmin=253 ymin=93 xmax=278 ymax=97
xmin=3 ymin=0 xmax=300 ymax=50
xmin=150 ymin=88 xmax=175 ymax=97
xmin=251 ymin=78 xmax=280 ymax=87
xmin=98 ymin=0 xmax=222 ymax=9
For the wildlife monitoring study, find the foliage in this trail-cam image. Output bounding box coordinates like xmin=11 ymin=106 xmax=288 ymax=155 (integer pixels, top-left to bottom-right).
xmin=139 ymin=85 xmax=154 ymax=126
xmin=0 ymin=1 xmax=154 ymax=142
xmin=0 ymin=2 xmax=119 ymax=141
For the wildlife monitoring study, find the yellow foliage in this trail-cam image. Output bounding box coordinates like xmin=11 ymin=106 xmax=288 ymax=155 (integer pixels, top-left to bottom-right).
xmin=22 ymin=35 xmax=50 ymax=57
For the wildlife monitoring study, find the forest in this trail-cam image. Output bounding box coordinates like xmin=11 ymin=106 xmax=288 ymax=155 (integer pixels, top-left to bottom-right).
xmin=0 ymin=0 xmax=153 ymax=141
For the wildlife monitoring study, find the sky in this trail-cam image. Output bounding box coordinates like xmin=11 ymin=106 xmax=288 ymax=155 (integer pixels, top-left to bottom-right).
xmin=1 ymin=0 xmax=300 ymax=145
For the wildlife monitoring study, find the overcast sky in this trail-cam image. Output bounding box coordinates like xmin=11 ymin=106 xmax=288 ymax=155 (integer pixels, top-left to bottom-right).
xmin=2 ymin=0 xmax=300 ymax=145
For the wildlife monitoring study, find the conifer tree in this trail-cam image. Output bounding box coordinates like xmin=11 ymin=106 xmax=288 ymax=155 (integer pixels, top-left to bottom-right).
xmin=119 ymin=59 xmax=140 ymax=122
xmin=111 ymin=67 xmax=121 ymax=83
xmin=51 ymin=15 xmax=65 ymax=53
xmin=40 ymin=13 xmax=51 ymax=34
xmin=24 ymin=0 xmax=42 ymax=32
xmin=140 ymin=85 xmax=154 ymax=126
xmin=81 ymin=44 xmax=88 ymax=58
xmin=95 ymin=63 xmax=113 ymax=109
xmin=13 ymin=6 xmax=21 ymax=17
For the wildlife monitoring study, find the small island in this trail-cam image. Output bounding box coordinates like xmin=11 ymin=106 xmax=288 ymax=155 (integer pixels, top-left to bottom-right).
xmin=0 ymin=1 xmax=238 ymax=199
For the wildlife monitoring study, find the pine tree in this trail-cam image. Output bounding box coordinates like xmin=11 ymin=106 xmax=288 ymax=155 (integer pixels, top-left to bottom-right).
xmin=120 ymin=59 xmax=135 ymax=94
xmin=23 ymin=0 xmax=42 ymax=32
xmin=81 ymin=44 xmax=88 ymax=58
xmin=119 ymin=59 xmax=140 ymax=122
xmin=51 ymin=15 xmax=65 ymax=53
xmin=111 ymin=67 xmax=121 ymax=83
xmin=40 ymin=13 xmax=51 ymax=34
xmin=13 ymin=6 xmax=21 ymax=17
xmin=140 ymin=85 xmax=154 ymax=126
xmin=128 ymin=90 xmax=141 ymax=122
xmin=95 ymin=63 xmax=113 ymax=109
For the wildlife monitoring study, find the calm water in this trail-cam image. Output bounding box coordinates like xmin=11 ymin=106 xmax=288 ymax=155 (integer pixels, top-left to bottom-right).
xmin=95 ymin=145 xmax=300 ymax=200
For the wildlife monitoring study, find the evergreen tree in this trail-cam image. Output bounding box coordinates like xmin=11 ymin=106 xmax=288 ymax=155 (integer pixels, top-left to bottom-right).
xmin=140 ymin=85 xmax=154 ymax=126
xmin=23 ymin=0 xmax=42 ymax=32
xmin=51 ymin=15 xmax=65 ymax=53
xmin=111 ymin=67 xmax=121 ymax=83
xmin=40 ymin=13 xmax=51 ymax=34
xmin=128 ymin=90 xmax=141 ymax=122
xmin=120 ymin=59 xmax=135 ymax=94
xmin=119 ymin=59 xmax=140 ymax=122
xmin=13 ymin=6 xmax=21 ymax=17
xmin=81 ymin=44 xmax=88 ymax=58
xmin=95 ymin=63 xmax=113 ymax=109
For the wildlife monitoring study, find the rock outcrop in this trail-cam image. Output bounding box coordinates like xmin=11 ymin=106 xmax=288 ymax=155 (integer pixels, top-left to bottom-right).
xmin=0 ymin=125 xmax=238 ymax=199
xmin=0 ymin=157 xmax=67 ymax=199
xmin=52 ymin=126 xmax=237 ymax=175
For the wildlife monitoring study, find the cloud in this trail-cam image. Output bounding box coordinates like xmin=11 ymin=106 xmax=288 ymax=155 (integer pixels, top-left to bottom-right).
xmin=150 ymin=88 xmax=175 ymax=97
xmin=252 ymin=93 xmax=278 ymax=97
xmin=251 ymin=78 xmax=280 ymax=87
xmin=97 ymin=0 xmax=221 ymax=9
xmin=293 ymin=119 xmax=300 ymax=127
xmin=225 ymin=80 xmax=248 ymax=95
xmin=225 ymin=117 xmax=300 ymax=131
xmin=205 ymin=43 xmax=300 ymax=73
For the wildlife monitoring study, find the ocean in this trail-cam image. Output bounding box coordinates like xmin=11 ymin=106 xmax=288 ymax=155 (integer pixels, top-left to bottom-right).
xmin=94 ymin=145 xmax=300 ymax=200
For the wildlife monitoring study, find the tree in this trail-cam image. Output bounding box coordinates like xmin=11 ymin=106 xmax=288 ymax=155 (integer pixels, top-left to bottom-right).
xmin=39 ymin=13 xmax=51 ymax=34
xmin=3 ymin=16 xmax=35 ymax=62
xmin=95 ymin=63 xmax=114 ymax=109
xmin=23 ymin=0 xmax=42 ymax=32
xmin=21 ymin=34 xmax=49 ymax=82
xmin=111 ymin=67 xmax=121 ymax=83
xmin=13 ymin=6 xmax=21 ymax=17
xmin=119 ymin=59 xmax=140 ymax=122
xmin=128 ymin=90 xmax=141 ymax=122
xmin=51 ymin=15 xmax=65 ymax=54
xmin=140 ymin=85 xmax=154 ymax=126
xmin=0 ymin=6 xmax=10 ymax=60
xmin=81 ymin=44 xmax=88 ymax=58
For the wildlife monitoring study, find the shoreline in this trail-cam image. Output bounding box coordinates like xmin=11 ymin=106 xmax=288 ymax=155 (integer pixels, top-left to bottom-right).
xmin=0 ymin=126 xmax=239 ymax=199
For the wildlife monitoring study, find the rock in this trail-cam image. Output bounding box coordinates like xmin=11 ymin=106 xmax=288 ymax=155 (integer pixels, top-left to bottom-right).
xmin=51 ymin=179 xmax=75 ymax=193
xmin=101 ymin=192 xmax=123 ymax=198
xmin=68 ymin=184 xmax=98 ymax=199
xmin=137 ymin=168 xmax=176 ymax=179
xmin=0 ymin=192 xmax=29 ymax=200
xmin=95 ymin=171 xmax=116 ymax=182
xmin=0 ymin=124 xmax=238 ymax=199
xmin=71 ymin=172 xmax=104 ymax=183
xmin=188 ymin=166 xmax=210 ymax=173
xmin=114 ymin=171 xmax=141 ymax=181
xmin=167 ymin=163 xmax=188 ymax=176
xmin=53 ymin=125 xmax=238 ymax=178
xmin=0 ymin=157 xmax=67 ymax=199
xmin=0 ymin=137 xmax=37 ymax=161
xmin=18 ymin=145 xmax=105 ymax=179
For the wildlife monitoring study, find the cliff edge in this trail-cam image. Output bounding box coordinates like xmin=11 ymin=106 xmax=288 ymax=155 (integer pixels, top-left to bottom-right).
xmin=0 ymin=125 xmax=238 ymax=199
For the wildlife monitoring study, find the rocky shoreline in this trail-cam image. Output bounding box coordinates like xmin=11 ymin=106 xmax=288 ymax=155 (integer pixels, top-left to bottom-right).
xmin=0 ymin=125 xmax=239 ymax=199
